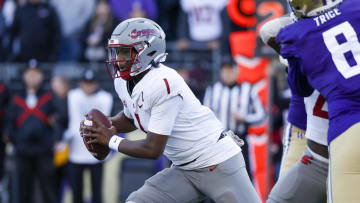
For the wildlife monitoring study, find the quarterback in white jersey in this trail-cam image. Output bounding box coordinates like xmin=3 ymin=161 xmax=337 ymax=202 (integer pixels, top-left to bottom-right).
xmin=261 ymin=16 xmax=330 ymax=203
xmin=114 ymin=64 xmax=241 ymax=169
xmin=82 ymin=18 xmax=261 ymax=203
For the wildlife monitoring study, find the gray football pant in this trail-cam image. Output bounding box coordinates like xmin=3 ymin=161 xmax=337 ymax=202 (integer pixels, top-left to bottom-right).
xmin=267 ymin=148 xmax=328 ymax=203
xmin=126 ymin=152 xmax=261 ymax=203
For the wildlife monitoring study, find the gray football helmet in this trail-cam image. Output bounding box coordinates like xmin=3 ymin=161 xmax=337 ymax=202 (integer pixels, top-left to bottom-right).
xmin=106 ymin=18 xmax=166 ymax=80
xmin=289 ymin=0 xmax=342 ymax=19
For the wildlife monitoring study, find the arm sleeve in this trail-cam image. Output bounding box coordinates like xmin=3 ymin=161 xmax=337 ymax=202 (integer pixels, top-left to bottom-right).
xmin=276 ymin=26 xmax=301 ymax=59
xmin=287 ymin=58 xmax=314 ymax=97
xmin=147 ymin=95 xmax=183 ymax=135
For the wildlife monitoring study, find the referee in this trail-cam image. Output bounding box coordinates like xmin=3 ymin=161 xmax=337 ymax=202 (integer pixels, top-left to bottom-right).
xmin=203 ymin=61 xmax=266 ymax=178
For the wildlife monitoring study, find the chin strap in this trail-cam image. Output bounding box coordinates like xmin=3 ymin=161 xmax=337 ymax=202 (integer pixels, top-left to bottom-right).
xmin=120 ymin=71 xmax=132 ymax=80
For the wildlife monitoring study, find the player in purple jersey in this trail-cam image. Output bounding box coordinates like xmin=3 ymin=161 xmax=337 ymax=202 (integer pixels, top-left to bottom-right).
xmin=276 ymin=0 xmax=360 ymax=202
xmin=260 ymin=15 xmax=308 ymax=177
xmin=261 ymin=14 xmax=330 ymax=203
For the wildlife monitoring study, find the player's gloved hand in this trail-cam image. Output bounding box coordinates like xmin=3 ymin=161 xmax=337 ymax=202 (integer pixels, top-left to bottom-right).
xmin=226 ymin=130 xmax=245 ymax=147
xmin=83 ymin=116 xmax=117 ymax=146
xmin=259 ymin=15 xmax=294 ymax=54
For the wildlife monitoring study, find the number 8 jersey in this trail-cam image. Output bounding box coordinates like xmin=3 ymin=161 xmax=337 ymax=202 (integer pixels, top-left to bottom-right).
xmin=276 ymin=0 xmax=360 ymax=144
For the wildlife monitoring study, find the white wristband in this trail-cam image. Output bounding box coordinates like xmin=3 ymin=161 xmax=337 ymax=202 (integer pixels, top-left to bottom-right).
xmin=108 ymin=136 xmax=123 ymax=151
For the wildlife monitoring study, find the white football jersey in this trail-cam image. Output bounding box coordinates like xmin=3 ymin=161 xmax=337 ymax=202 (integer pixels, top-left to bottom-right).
xmin=180 ymin=0 xmax=228 ymax=41
xmin=304 ymin=90 xmax=329 ymax=146
xmin=114 ymin=64 xmax=240 ymax=170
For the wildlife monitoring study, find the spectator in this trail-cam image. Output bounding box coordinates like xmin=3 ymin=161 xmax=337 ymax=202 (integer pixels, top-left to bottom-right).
xmin=10 ymin=0 xmax=61 ymax=62
xmin=176 ymin=0 xmax=229 ymax=51
xmin=51 ymin=75 xmax=71 ymax=203
xmin=50 ymin=0 xmax=95 ymax=61
xmin=64 ymin=69 xmax=113 ymax=203
xmin=203 ymin=61 xmax=266 ymax=178
xmin=7 ymin=59 xmax=58 ymax=203
xmin=82 ymin=0 xmax=115 ymax=62
xmin=51 ymin=75 xmax=70 ymax=141
xmin=109 ymin=0 xmax=158 ymax=22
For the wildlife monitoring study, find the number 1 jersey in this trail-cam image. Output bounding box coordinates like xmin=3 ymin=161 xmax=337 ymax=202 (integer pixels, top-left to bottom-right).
xmin=114 ymin=64 xmax=240 ymax=169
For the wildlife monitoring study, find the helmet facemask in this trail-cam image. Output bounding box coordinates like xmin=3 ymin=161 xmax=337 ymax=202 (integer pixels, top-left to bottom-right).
xmin=105 ymin=42 xmax=145 ymax=80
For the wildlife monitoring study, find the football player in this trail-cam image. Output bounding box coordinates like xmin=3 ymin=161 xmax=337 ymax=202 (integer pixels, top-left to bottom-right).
xmin=81 ymin=18 xmax=261 ymax=203
xmin=261 ymin=14 xmax=330 ymax=203
xmin=276 ymin=0 xmax=360 ymax=202
xmin=260 ymin=14 xmax=308 ymax=178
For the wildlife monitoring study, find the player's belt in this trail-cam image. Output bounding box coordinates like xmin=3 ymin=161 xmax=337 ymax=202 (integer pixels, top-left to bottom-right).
xmin=176 ymin=131 xmax=227 ymax=167
xmin=307 ymin=139 xmax=328 ymax=159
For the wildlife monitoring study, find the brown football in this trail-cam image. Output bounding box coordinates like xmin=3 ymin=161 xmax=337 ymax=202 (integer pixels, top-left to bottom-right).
xmin=83 ymin=109 xmax=111 ymax=160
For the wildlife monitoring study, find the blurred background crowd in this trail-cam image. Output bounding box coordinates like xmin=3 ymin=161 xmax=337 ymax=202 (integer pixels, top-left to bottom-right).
xmin=0 ymin=0 xmax=292 ymax=202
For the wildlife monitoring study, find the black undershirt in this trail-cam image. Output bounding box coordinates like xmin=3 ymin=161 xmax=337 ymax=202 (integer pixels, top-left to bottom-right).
xmin=126 ymin=69 xmax=151 ymax=96
xmin=126 ymin=80 xmax=136 ymax=96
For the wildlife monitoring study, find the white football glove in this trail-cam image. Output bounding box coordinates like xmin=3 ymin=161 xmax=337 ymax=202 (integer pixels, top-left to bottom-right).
xmin=259 ymin=15 xmax=294 ymax=45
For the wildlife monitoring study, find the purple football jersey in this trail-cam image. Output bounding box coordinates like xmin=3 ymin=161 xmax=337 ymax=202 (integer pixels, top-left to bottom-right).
xmin=276 ymin=0 xmax=360 ymax=144
xmin=288 ymin=95 xmax=307 ymax=131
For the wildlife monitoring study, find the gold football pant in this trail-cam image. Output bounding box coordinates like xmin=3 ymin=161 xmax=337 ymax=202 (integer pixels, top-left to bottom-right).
xmin=329 ymin=122 xmax=360 ymax=203
xmin=279 ymin=124 xmax=307 ymax=177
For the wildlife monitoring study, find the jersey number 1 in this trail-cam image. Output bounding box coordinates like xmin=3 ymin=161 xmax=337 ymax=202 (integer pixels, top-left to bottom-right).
xmin=322 ymin=21 xmax=360 ymax=79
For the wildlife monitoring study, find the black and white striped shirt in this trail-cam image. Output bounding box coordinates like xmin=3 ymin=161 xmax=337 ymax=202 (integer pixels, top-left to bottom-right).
xmin=203 ymin=81 xmax=266 ymax=135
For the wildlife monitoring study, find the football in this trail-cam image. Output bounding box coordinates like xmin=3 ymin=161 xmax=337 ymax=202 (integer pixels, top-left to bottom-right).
xmin=83 ymin=109 xmax=111 ymax=160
